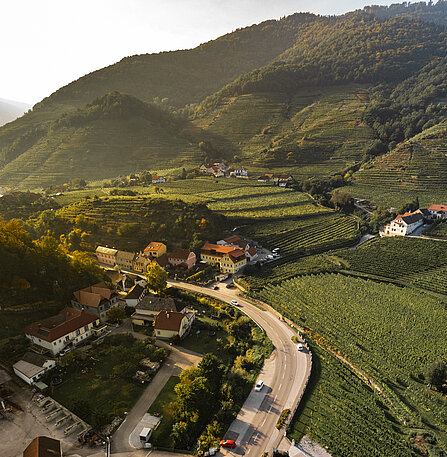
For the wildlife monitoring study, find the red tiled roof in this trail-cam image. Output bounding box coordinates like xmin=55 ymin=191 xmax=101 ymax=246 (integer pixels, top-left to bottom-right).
xmin=429 ymin=204 xmax=447 ymax=211
xmin=23 ymin=436 xmax=61 ymax=457
xmin=224 ymin=235 xmax=242 ymax=244
xmin=201 ymin=243 xmax=235 ymax=257
xmin=73 ymin=282 xmax=113 ymax=308
xmin=247 ymin=247 xmax=257 ymax=256
xmin=153 ymin=253 xmax=169 ymax=268
xmin=227 ymin=249 xmax=246 ymax=263
xmin=154 ymin=310 xmax=185 ymax=331
xmin=24 ymin=308 xmax=98 ymax=343
xmin=144 ymin=242 xmax=165 ymax=252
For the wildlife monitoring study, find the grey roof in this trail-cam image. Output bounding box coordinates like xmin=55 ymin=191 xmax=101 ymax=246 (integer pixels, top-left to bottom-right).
xmin=401 ymin=213 xmax=423 ymax=224
xmin=22 ymin=351 xmax=53 ymax=367
xmin=136 ymin=294 xmax=181 ymax=312
xmin=125 ymin=284 xmax=145 ymax=300
xmin=417 ymin=208 xmax=431 ymax=217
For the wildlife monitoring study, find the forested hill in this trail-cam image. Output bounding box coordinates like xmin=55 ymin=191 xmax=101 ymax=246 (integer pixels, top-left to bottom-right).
xmin=4 ymin=3 xmax=447 ymax=189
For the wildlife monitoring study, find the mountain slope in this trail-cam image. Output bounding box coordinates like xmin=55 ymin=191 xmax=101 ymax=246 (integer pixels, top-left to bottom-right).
xmin=0 ymin=93 xmax=207 ymax=189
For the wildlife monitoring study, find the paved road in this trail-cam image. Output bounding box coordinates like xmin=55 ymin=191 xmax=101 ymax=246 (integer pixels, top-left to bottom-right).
xmin=168 ymin=280 xmax=312 ymax=457
xmin=112 ymin=344 xmax=202 ymax=454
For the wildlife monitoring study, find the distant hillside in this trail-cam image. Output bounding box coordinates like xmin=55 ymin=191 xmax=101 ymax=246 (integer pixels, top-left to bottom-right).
xmin=354 ymin=121 xmax=447 ymax=190
xmin=3 ymin=4 xmax=447 ymax=189
xmin=0 ymin=92 xmax=209 ymax=189
xmin=0 ymin=98 xmax=30 ymax=126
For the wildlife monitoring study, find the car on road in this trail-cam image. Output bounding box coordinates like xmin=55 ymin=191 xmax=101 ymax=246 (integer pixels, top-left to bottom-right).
xmin=297 ymin=343 xmax=304 ymax=351
xmin=230 ymin=299 xmax=240 ymax=307
xmin=254 ymin=380 xmax=264 ymax=391
xmin=220 ymin=440 xmax=236 ymax=449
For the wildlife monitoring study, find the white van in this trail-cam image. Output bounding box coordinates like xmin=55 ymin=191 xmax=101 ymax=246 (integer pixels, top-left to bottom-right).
xmin=140 ymin=427 xmax=152 ymax=443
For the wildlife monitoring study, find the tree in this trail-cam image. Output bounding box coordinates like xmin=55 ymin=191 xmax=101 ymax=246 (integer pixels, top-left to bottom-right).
xmin=426 ymin=360 xmax=446 ymax=390
xmin=145 ymin=263 xmax=168 ymax=294
xmin=330 ymin=189 xmax=353 ymax=211
xmin=107 ymin=306 xmax=126 ymax=323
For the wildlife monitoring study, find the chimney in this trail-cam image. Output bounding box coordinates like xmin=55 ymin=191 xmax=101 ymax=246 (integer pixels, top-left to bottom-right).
xmin=167 ymin=313 xmax=170 ymax=319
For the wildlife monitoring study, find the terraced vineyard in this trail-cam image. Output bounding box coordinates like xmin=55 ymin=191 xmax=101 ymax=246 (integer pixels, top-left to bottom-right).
xmin=336 ymin=236 xmax=447 ymax=294
xmin=424 ymin=221 xmax=447 ymax=239
xmin=256 ymin=273 xmax=447 ymax=449
xmin=244 ymin=213 xmax=360 ymax=259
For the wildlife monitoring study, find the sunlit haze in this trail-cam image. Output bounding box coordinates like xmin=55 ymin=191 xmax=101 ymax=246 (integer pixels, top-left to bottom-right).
xmin=2 ymin=0 xmax=398 ymax=105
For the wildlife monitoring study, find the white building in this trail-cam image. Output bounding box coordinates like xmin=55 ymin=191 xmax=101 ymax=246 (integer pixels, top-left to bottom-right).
xmin=13 ymin=352 xmax=56 ymax=385
xmin=382 ymin=212 xmax=424 ymax=236
xmin=230 ymin=167 xmax=248 ymax=178
xmin=124 ymin=284 xmax=146 ymax=307
xmin=428 ymin=204 xmax=447 ymax=220
xmin=24 ymin=308 xmax=100 ymax=355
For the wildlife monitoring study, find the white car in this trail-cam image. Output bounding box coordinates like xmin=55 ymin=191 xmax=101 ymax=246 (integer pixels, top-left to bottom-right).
xmin=297 ymin=343 xmax=304 ymax=351
xmin=230 ymin=299 xmax=240 ymax=307
xmin=254 ymin=380 xmax=264 ymax=391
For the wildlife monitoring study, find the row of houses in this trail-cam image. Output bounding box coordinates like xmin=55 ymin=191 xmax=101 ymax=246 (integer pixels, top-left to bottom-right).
xmin=199 ymin=162 xmax=249 ymax=178
xmin=96 ymin=242 xmax=197 ymax=273
xmin=257 ymin=174 xmax=295 ymax=187
xmin=200 ymin=235 xmax=257 ymax=274
xmin=382 ymin=204 xmax=447 ymax=236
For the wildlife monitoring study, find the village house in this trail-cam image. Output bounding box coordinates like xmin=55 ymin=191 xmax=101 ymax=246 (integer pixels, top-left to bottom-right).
xmin=428 ymin=204 xmax=447 ymax=220
xmin=230 ymin=167 xmax=248 ymax=178
xmin=133 ymin=253 xmax=151 ymax=273
xmin=24 ymin=308 xmax=99 ymax=355
xmin=200 ymin=161 xmax=228 ymax=176
xmin=116 ymin=250 xmax=136 ymax=270
xmin=95 ymin=246 xmax=118 ymax=267
xmin=167 ymin=248 xmax=196 ymax=270
xmin=257 ymin=174 xmax=294 ymax=186
xmin=144 ymin=242 xmax=167 ymax=258
xmin=124 ymin=283 xmax=146 ymax=307
xmin=131 ymin=294 xmax=182 ymax=327
xmin=23 ymin=436 xmax=62 ymax=457
xmin=201 ymin=242 xmax=247 ymax=273
xmin=71 ymin=282 xmax=119 ymax=321
xmin=217 ymin=235 xmax=258 ymax=260
xmin=154 ymin=310 xmax=195 ymax=340
xmin=13 ymin=352 xmax=56 ymax=385
xmin=382 ymin=211 xmax=424 ymax=236
xmin=151 ymin=176 xmax=167 ymax=184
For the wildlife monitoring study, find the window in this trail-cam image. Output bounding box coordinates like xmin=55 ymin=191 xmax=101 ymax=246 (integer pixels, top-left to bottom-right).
xmin=84 ymin=325 xmax=89 ymax=331
xmin=75 ymin=329 xmax=80 ymax=336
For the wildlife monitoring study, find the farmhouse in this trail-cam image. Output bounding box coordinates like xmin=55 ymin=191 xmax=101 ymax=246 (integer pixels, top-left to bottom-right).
xmin=95 ymin=246 xmax=118 ymax=267
xmin=24 ymin=308 xmax=99 ymax=355
xmin=152 ymin=176 xmax=166 ymax=184
xmin=167 ymin=248 xmax=196 ymax=270
xmin=144 ymin=242 xmax=167 ymax=258
xmin=429 ymin=204 xmax=447 ymax=220
xmin=131 ymin=294 xmax=181 ymax=327
xmin=154 ymin=310 xmax=195 ymax=340
xmin=13 ymin=352 xmax=56 ymax=385
xmin=230 ymin=167 xmax=248 ymax=178
xmin=200 ymin=161 xmax=228 ymax=176
xmin=382 ymin=212 xmax=424 ymax=236
xmin=201 ymin=242 xmax=247 ymax=273
xmin=71 ymin=282 xmax=119 ymax=321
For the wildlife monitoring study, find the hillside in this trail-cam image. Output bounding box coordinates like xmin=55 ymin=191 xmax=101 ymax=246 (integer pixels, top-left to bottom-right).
xmin=0 ymin=92 xmax=210 ymax=189
xmin=3 ymin=5 xmax=447 ymax=189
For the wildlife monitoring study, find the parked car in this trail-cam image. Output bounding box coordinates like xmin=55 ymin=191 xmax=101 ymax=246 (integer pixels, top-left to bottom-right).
xmin=226 ymin=283 xmax=235 ymax=289
xmin=230 ymin=299 xmax=240 ymax=306
xmin=266 ymin=255 xmax=274 ymax=260
xmin=59 ymin=348 xmax=71 ymax=357
xmin=254 ymin=380 xmax=264 ymax=391
xmin=297 ymin=343 xmax=304 ymax=351
xmin=214 ymin=285 xmax=219 ymax=290
xmin=220 ymin=440 xmax=236 ymax=449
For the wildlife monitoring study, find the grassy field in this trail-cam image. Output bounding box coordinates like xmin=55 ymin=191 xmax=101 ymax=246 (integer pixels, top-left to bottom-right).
xmin=256 ymin=273 xmax=447 ymax=452
xmin=335 ymin=236 xmax=447 ymax=295
xmin=147 ymin=376 xmax=180 ymax=448
xmin=424 ymin=221 xmax=447 ymax=239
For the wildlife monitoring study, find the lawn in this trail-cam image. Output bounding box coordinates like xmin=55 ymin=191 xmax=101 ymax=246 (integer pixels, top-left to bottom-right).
xmin=51 ymin=334 xmax=168 ymax=428
xmin=147 ymin=376 xmax=180 ymax=448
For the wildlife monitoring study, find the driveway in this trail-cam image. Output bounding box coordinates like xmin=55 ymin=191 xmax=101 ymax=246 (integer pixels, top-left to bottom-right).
xmin=112 ymin=344 xmax=201 ymax=454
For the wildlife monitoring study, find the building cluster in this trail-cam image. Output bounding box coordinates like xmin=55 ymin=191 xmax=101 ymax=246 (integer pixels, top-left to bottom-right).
xmin=257 ymin=174 xmax=295 ymax=187
xmin=199 ymin=162 xmax=248 ymax=178
xmin=200 ymin=235 xmax=257 ymax=274
xmin=382 ymin=204 xmax=447 ymax=236
xmin=96 ymin=242 xmax=197 ymax=273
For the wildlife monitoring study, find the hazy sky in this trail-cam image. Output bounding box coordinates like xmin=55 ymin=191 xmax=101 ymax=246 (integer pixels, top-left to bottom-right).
xmin=2 ymin=0 xmax=398 ymax=105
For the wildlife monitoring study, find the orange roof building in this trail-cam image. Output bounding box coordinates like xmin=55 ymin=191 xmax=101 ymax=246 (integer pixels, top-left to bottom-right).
xmin=71 ymin=282 xmax=119 ymax=321
xmin=200 ymin=243 xmax=247 ymax=274
xmin=144 ymin=242 xmax=167 ymax=258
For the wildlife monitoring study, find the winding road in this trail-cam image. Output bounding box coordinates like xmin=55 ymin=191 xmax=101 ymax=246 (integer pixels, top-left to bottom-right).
xmin=169 ymin=280 xmax=312 ymax=457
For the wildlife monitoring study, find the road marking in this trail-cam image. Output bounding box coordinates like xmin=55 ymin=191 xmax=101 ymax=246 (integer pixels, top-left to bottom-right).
xmin=279 ymin=382 xmax=282 ymax=390
xmin=261 ymin=417 xmax=267 ymax=427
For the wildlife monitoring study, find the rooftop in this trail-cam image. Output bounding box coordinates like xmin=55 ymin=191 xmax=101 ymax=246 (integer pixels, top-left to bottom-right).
xmin=23 ymin=436 xmax=61 ymax=457
xmin=96 ymin=246 xmax=118 ymax=256
xmin=154 ymin=310 xmax=185 ymax=331
xmin=73 ymin=282 xmax=115 ymax=308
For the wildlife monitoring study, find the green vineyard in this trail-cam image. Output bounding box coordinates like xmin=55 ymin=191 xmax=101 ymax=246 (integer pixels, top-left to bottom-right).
xmin=336 ymin=236 xmax=447 ymax=294
xmin=256 ymin=273 xmax=447 ymax=447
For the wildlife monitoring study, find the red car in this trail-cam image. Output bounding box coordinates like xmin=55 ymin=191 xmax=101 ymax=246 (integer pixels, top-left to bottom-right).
xmin=220 ymin=440 xmax=236 ymax=449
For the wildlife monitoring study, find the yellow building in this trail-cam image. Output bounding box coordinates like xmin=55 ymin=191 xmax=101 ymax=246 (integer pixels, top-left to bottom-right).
xmin=154 ymin=310 xmax=194 ymax=340
xmin=95 ymin=246 xmax=118 ymax=267
xmin=144 ymin=242 xmax=167 ymax=258
xmin=201 ymin=243 xmax=247 ymax=273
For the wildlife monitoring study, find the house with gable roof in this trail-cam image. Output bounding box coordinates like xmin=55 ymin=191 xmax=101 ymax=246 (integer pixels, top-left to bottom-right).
xmin=71 ymin=282 xmax=119 ymax=321
xmin=382 ymin=211 xmax=424 ymax=236
xmin=13 ymin=352 xmax=56 ymax=385
xmin=429 ymin=204 xmax=447 ymax=220
xmin=24 ymin=308 xmax=99 ymax=355
xmin=167 ymin=248 xmax=196 ymax=270
xmin=201 ymin=242 xmax=247 ymax=273
xmin=144 ymin=242 xmax=167 ymax=258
